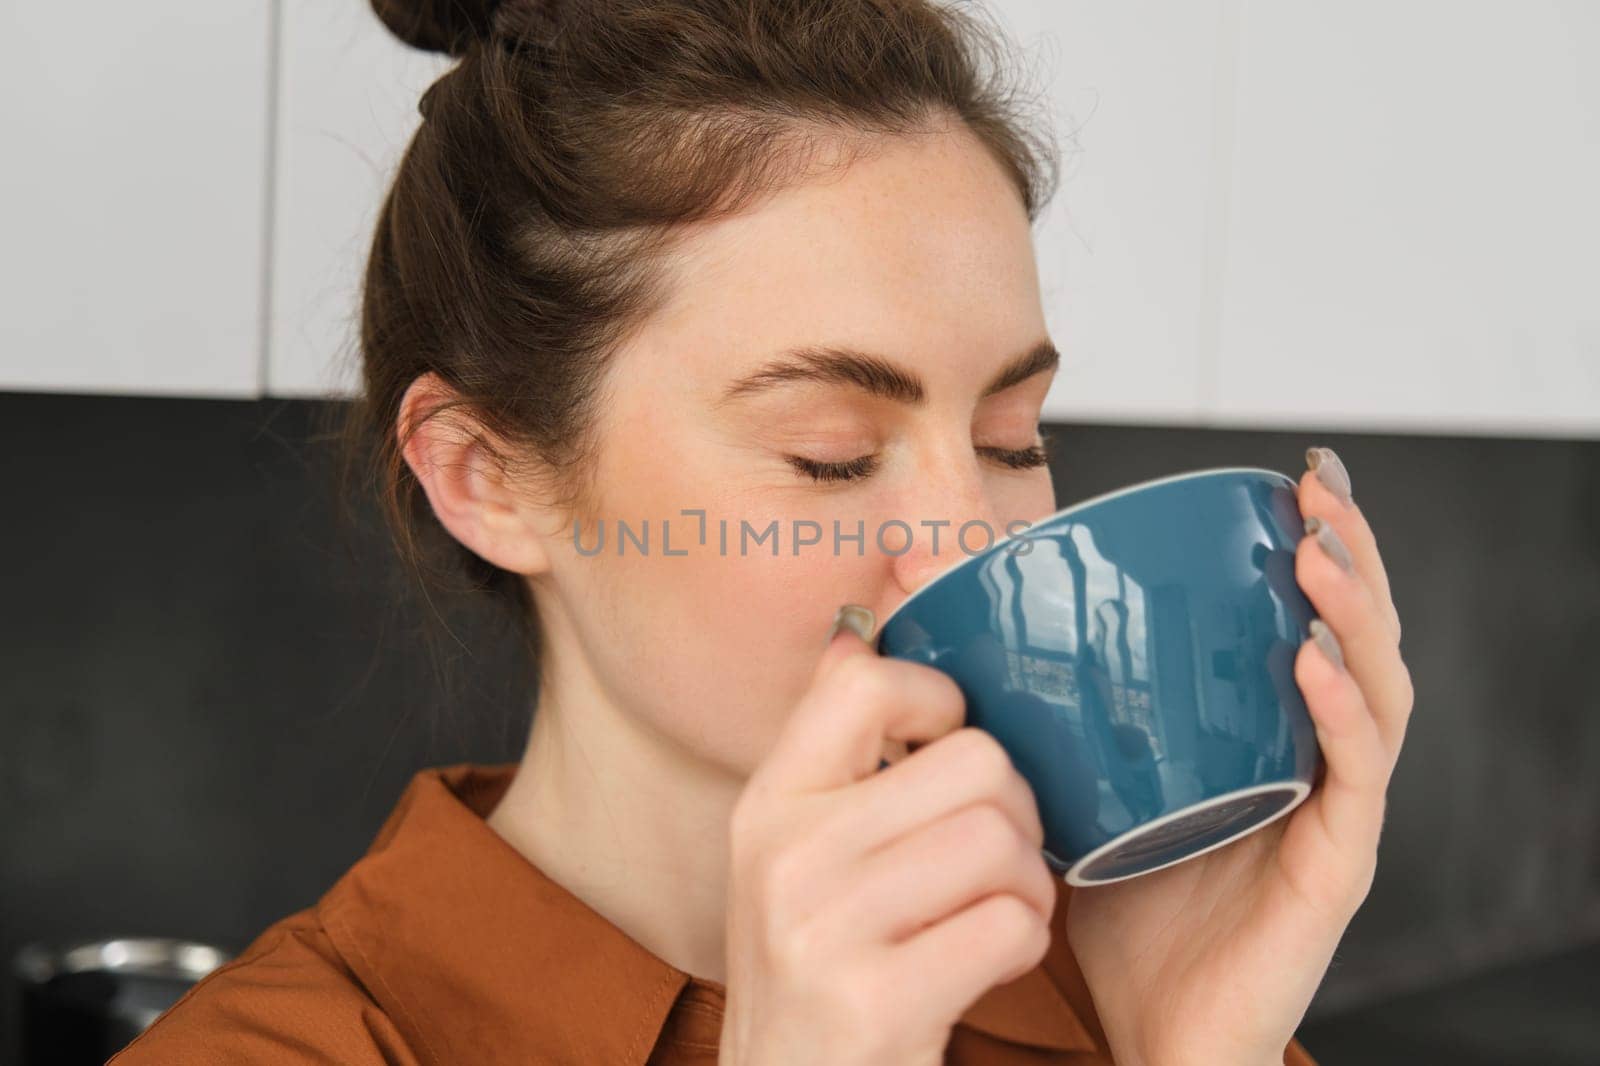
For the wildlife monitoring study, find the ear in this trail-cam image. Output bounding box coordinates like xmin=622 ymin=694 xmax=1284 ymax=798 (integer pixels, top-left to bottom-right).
xmin=397 ymin=371 xmax=556 ymax=577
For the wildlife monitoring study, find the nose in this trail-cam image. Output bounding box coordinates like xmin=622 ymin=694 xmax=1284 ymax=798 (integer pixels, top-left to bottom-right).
xmin=888 ymin=454 xmax=1004 ymax=604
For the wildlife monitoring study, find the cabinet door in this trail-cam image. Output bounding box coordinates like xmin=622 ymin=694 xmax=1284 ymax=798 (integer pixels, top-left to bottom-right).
xmin=1215 ymin=0 xmax=1600 ymax=437
xmin=266 ymin=0 xmax=449 ymax=398
xmin=269 ymin=0 xmax=1229 ymax=415
xmin=0 ymin=4 xmax=271 ymax=397
xmin=1006 ymin=0 xmax=1233 ymax=425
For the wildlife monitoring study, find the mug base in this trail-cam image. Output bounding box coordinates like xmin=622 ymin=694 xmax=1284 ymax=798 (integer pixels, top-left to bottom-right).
xmin=1061 ymin=780 xmax=1311 ymax=887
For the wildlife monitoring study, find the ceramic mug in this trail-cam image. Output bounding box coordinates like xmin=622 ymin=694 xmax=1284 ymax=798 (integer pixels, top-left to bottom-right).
xmin=875 ymin=467 xmax=1324 ymax=886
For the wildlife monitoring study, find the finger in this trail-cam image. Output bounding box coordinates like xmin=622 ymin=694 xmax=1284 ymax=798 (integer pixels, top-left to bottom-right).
xmin=885 ymin=892 xmax=1052 ymax=1035
xmin=824 ymin=725 xmax=1045 ymax=862
xmin=1295 ymin=524 xmax=1416 ymax=756
xmin=1287 ymin=625 xmax=1390 ymax=874
xmin=756 ymin=619 xmax=967 ymax=796
xmin=1298 ymin=462 xmax=1403 ymax=646
xmin=824 ymin=802 xmax=1056 ymax=948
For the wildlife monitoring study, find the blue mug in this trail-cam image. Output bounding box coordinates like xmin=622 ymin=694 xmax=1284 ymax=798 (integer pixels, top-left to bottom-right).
xmin=875 ymin=467 xmax=1324 ymax=886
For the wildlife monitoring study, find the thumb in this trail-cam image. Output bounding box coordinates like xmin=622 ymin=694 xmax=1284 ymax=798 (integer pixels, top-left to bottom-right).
xmin=816 ymin=604 xmax=911 ymax=768
xmin=816 ymin=603 xmax=877 ymax=674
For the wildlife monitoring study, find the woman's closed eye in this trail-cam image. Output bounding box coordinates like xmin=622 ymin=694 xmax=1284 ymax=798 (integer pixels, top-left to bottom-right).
xmin=786 ymin=439 xmax=1052 ymax=483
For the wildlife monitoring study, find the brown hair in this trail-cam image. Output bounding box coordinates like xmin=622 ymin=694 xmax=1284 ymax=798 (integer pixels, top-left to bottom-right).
xmin=336 ymin=0 xmax=1063 ymax=686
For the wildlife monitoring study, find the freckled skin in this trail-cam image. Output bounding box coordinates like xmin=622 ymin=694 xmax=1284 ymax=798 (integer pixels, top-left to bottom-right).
xmin=402 ymin=118 xmax=1061 ymax=982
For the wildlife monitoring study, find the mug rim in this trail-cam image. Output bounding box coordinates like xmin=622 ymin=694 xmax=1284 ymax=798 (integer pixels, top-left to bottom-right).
xmin=878 ymin=465 xmax=1295 ymax=633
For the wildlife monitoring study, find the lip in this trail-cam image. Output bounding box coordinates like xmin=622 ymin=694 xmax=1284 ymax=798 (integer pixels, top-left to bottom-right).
xmin=877 ymin=465 xmax=1295 ymax=634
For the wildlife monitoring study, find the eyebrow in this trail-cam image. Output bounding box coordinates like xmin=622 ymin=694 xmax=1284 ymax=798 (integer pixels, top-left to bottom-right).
xmin=716 ymin=339 xmax=1060 ymax=408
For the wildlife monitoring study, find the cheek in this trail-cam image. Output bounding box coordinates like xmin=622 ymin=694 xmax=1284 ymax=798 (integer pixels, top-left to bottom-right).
xmin=559 ymin=443 xmax=881 ymax=776
xmin=558 ymin=408 xmax=1056 ymax=775
xmin=565 ymin=529 xmax=874 ymax=778
xmin=665 ymin=529 xmax=880 ymax=773
xmin=990 ymin=471 xmax=1060 ymax=542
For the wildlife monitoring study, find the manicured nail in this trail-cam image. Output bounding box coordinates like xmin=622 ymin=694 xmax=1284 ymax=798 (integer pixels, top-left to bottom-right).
xmin=1309 ymin=618 xmax=1345 ymax=672
xmin=1306 ymin=446 xmax=1353 ymax=507
xmin=826 ymin=603 xmax=876 ymax=647
xmin=1303 ymin=516 xmax=1356 ymax=576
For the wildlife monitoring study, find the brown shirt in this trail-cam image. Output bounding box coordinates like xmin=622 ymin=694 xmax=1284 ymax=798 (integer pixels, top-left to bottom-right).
xmin=109 ymin=763 xmax=1319 ymax=1064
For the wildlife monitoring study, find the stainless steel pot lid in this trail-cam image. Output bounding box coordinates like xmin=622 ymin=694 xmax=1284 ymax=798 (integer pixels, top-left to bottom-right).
xmin=14 ymin=938 xmax=231 ymax=985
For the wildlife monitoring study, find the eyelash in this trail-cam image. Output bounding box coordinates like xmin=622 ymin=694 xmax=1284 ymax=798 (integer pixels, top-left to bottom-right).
xmin=786 ymin=439 xmax=1052 ymax=483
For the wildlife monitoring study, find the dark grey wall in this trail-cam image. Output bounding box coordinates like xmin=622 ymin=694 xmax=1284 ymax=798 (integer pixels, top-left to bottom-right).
xmin=2 ymin=390 xmax=1596 ymax=1061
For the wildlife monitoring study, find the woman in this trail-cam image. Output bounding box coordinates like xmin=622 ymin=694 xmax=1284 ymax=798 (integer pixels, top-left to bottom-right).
xmin=113 ymin=0 xmax=1412 ymax=1062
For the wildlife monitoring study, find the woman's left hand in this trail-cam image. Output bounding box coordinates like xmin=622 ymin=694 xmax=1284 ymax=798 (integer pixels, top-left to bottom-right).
xmin=1064 ymin=446 xmax=1414 ymax=1066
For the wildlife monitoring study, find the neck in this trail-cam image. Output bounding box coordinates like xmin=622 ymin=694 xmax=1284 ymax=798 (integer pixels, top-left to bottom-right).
xmin=485 ymin=643 xmax=743 ymax=987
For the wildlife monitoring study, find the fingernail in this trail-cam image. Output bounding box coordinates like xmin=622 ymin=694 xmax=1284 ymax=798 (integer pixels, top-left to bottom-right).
xmin=1306 ymin=446 xmax=1353 ymax=507
xmin=826 ymin=603 xmax=876 ymax=648
xmin=1303 ymin=516 xmax=1356 ymax=576
xmin=1309 ymin=618 xmax=1345 ymax=672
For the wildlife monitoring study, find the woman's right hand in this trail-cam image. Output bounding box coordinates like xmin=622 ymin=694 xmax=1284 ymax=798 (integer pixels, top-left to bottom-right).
xmin=718 ymin=609 xmax=1058 ymax=1066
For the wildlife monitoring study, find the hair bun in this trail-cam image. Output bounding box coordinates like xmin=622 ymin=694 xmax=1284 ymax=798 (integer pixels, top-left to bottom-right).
xmin=370 ymin=0 xmax=506 ymax=57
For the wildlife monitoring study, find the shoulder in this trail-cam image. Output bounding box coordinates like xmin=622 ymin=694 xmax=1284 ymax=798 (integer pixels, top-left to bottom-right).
xmin=108 ymin=907 xmax=422 ymax=1065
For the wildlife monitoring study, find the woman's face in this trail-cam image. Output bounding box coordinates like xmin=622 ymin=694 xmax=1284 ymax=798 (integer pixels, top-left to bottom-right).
xmin=533 ymin=124 xmax=1060 ymax=780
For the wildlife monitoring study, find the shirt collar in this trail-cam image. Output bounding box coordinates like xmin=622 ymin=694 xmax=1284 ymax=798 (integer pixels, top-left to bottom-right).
xmin=317 ymin=763 xmax=1096 ymax=1063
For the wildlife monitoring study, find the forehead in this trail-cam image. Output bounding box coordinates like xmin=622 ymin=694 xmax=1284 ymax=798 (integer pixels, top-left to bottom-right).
xmin=642 ymin=126 xmax=1045 ymax=380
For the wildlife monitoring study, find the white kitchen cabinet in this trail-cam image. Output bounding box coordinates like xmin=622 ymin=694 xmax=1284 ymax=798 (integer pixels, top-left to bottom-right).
xmin=266 ymin=0 xmax=1232 ymax=417
xmin=1002 ymin=1 xmax=1235 ymax=426
xmin=263 ymin=0 xmax=1598 ymax=440
xmin=1213 ymin=0 xmax=1600 ymax=438
xmin=265 ymin=0 xmax=449 ymax=398
xmin=0 ymin=4 xmax=272 ymax=398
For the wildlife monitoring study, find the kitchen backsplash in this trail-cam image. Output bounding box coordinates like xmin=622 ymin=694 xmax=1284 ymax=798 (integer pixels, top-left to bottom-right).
xmin=1 ymin=389 xmax=1595 ymax=1057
